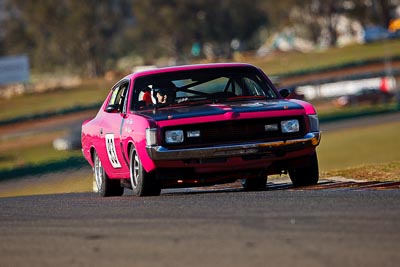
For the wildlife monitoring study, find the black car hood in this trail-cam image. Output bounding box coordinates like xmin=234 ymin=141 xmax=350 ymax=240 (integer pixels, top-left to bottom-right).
xmin=136 ymin=99 xmax=304 ymax=121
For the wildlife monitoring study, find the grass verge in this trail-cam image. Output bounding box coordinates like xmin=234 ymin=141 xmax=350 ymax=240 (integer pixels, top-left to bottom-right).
xmin=0 ymin=138 xmax=82 ymax=170
xmin=0 ymin=173 xmax=93 ymax=198
xmin=321 ymin=161 xmax=400 ymax=181
xmin=317 ymin=121 xmax=400 ymax=170
xmin=0 ymin=79 xmax=111 ymax=121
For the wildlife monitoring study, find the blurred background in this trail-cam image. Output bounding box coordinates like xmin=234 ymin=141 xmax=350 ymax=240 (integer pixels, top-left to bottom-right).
xmin=0 ymin=0 xmax=399 ymax=196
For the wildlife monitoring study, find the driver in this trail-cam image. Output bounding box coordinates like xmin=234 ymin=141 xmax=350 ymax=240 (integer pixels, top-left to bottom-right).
xmin=155 ymin=89 xmax=169 ymax=104
xmin=151 ymin=82 xmax=176 ymax=107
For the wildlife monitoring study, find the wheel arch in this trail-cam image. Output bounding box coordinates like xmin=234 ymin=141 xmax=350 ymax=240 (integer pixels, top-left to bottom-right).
xmin=127 ymin=141 xmax=134 ymax=160
xmin=90 ymin=146 xmax=117 ymax=179
xmin=126 ymin=140 xmax=156 ymax=173
xmin=89 ymin=146 xmax=96 ymax=166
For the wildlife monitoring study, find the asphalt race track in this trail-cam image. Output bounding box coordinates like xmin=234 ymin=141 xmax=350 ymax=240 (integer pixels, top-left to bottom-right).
xmin=1 ymin=112 xmax=400 ymax=266
xmin=1 ymin=178 xmax=399 ymax=267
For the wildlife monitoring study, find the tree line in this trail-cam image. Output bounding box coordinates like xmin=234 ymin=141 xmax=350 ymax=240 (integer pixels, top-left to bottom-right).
xmin=0 ymin=0 xmax=397 ymax=77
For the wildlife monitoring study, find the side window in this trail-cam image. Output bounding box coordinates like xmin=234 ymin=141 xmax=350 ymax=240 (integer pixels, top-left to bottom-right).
xmin=244 ymin=78 xmax=263 ymax=96
xmin=107 ymin=82 xmax=129 ymax=112
xmin=243 ymin=76 xmax=277 ymax=98
xmin=225 ymin=79 xmax=244 ymax=96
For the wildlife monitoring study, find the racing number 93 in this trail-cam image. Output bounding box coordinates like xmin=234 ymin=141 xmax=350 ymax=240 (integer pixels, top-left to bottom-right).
xmin=105 ymin=133 xmax=122 ymax=168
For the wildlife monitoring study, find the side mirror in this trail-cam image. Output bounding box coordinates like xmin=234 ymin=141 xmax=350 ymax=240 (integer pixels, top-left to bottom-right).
xmin=279 ymin=88 xmax=291 ymax=98
xmin=105 ymin=104 xmax=119 ymax=113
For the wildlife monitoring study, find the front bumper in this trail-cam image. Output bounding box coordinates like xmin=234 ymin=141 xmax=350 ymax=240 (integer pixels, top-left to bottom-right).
xmin=146 ymin=132 xmax=321 ymax=161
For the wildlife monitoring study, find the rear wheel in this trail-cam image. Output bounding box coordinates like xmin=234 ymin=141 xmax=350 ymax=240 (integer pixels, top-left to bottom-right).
xmin=289 ymin=152 xmax=319 ymax=187
xmin=129 ymin=148 xmax=161 ymax=196
xmin=93 ymin=151 xmax=124 ymax=197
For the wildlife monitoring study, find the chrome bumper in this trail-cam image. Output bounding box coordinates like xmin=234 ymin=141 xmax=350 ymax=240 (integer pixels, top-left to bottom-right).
xmin=146 ymin=132 xmax=321 ymax=161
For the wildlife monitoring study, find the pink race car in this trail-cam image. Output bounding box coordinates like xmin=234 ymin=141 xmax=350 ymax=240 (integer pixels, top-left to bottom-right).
xmin=81 ymin=63 xmax=321 ymax=197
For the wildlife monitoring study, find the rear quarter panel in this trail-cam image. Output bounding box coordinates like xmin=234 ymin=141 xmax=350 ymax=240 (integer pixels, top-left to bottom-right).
xmin=81 ymin=116 xmax=102 ymax=167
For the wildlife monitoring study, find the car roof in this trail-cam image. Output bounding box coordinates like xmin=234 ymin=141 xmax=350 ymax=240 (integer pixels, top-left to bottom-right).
xmin=123 ymin=63 xmax=258 ymax=81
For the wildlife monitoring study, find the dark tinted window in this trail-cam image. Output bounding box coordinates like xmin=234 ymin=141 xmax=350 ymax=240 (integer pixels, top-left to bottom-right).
xmin=132 ymin=67 xmax=277 ymax=110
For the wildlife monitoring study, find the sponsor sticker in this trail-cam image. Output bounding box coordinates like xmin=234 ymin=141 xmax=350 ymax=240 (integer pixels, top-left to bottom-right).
xmin=105 ymin=133 xmax=122 ymax=168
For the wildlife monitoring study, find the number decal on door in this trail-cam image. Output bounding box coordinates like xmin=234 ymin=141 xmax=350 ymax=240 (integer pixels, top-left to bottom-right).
xmin=105 ymin=133 xmax=121 ymax=168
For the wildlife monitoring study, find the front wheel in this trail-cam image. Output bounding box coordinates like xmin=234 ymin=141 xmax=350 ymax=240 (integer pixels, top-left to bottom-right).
xmin=242 ymin=174 xmax=267 ymax=191
xmin=129 ymin=148 xmax=161 ymax=196
xmin=93 ymin=151 xmax=124 ymax=197
xmin=289 ymin=152 xmax=319 ymax=187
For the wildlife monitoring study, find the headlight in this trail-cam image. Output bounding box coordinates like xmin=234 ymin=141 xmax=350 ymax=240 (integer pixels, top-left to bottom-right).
xmin=308 ymin=114 xmax=320 ymax=132
xmin=281 ymin=119 xmax=300 ymax=133
xmin=165 ymin=130 xmax=184 ymax=144
xmin=146 ymin=128 xmax=158 ymax=146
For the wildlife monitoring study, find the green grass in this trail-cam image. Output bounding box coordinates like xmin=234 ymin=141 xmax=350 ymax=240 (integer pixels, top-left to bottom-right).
xmin=317 ymin=121 xmax=400 ymax=170
xmin=0 ymin=140 xmax=81 ymax=170
xmin=246 ymin=39 xmax=400 ymax=75
xmin=0 ymin=173 xmax=93 ymax=198
xmin=0 ymin=130 xmax=85 ymax=181
xmin=0 ymin=79 xmax=112 ymax=121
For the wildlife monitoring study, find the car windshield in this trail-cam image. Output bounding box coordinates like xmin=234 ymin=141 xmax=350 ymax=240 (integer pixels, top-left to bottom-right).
xmin=132 ymin=67 xmax=278 ymax=110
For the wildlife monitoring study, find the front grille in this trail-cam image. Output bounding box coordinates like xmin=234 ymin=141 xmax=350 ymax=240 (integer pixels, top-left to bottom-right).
xmin=162 ymin=116 xmax=306 ymax=149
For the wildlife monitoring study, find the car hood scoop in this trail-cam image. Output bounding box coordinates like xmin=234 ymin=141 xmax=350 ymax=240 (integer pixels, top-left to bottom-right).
xmin=137 ymin=100 xmax=303 ymax=121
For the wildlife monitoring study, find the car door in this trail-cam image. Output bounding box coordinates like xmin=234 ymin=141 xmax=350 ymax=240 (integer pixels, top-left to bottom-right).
xmin=99 ymin=81 xmax=130 ymax=177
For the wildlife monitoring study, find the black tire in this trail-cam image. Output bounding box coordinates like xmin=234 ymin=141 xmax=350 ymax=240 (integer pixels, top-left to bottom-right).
xmin=93 ymin=151 xmax=124 ymax=197
xmin=289 ymin=152 xmax=319 ymax=187
xmin=242 ymin=175 xmax=267 ymax=191
xmin=129 ymin=148 xmax=161 ymax=196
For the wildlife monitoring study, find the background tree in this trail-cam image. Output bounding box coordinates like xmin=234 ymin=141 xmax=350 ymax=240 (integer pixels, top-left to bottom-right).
xmin=1 ymin=0 xmax=398 ymax=77
xmin=350 ymin=0 xmax=398 ymax=27
xmin=2 ymin=0 xmax=127 ymax=77
xmin=132 ymin=0 xmax=268 ymax=63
